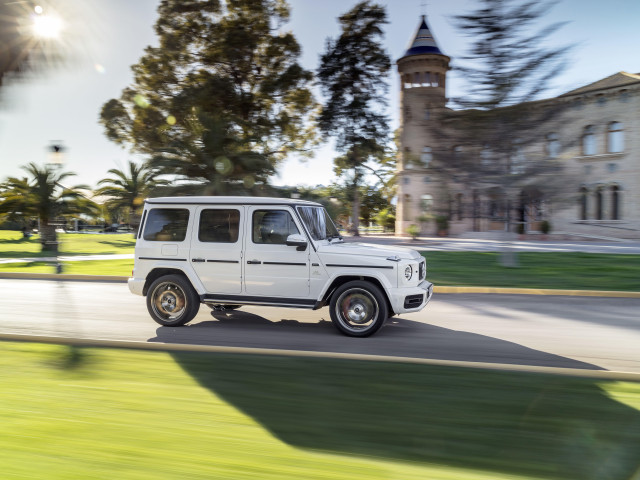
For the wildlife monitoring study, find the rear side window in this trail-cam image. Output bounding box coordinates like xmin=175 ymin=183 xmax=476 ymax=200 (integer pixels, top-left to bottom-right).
xmin=199 ymin=209 xmax=240 ymax=243
xmin=143 ymin=208 xmax=190 ymax=242
xmin=252 ymin=210 xmax=300 ymax=245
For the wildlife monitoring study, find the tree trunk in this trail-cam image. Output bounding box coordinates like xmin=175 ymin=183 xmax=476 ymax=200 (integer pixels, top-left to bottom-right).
xmin=351 ymin=179 xmax=360 ymax=236
xmin=40 ymin=220 xmax=58 ymax=253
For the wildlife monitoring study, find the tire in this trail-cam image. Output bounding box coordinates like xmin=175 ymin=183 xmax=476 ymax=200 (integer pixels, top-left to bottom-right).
xmin=208 ymin=304 xmax=242 ymax=311
xmin=329 ymin=280 xmax=388 ymax=337
xmin=146 ymin=274 xmax=200 ymax=326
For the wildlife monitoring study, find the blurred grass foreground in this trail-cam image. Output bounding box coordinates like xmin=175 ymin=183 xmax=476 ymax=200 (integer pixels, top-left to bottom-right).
xmin=1 ymin=341 xmax=639 ymax=480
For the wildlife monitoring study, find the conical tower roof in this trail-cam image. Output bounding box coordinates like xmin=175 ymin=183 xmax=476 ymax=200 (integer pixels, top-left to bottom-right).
xmin=402 ymin=15 xmax=445 ymax=58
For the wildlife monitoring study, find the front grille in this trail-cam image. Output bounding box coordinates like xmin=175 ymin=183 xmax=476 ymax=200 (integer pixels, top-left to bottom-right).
xmin=419 ymin=260 xmax=426 ymax=280
xmin=404 ymin=294 xmax=424 ymax=309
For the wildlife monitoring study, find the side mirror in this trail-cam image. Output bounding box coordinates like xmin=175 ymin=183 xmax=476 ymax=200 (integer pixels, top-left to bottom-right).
xmin=286 ymin=233 xmax=308 ymax=251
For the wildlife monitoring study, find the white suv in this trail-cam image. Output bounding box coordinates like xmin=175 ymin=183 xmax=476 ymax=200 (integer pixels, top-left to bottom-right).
xmin=129 ymin=196 xmax=433 ymax=337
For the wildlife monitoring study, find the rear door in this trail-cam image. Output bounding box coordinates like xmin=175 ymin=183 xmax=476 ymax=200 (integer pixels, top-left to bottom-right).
xmin=189 ymin=206 xmax=243 ymax=294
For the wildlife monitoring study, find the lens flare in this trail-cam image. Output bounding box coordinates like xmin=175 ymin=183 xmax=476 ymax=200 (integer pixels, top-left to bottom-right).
xmin=32 ymin=13 xmax=63 ymax=39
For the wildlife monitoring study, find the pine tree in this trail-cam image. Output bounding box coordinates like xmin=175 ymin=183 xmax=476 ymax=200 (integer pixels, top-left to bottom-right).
xmin=317 ymin=1 xmax=391 ymax=236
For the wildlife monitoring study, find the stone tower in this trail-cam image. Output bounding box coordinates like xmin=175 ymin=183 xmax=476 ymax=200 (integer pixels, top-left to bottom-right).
xmin=396 ymin=16 xmax=450 ymax=235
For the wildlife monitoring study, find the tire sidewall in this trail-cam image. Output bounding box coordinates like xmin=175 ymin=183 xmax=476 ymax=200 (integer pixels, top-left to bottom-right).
xmin=146 ymin=274 xmax=200 ymax=327
xmin=329 ymin=280 xmax=388 ymax=337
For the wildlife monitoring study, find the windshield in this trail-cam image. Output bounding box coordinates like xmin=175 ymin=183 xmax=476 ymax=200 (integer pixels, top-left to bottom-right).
xmin=296 ymin=206 xmax=341 ymax=241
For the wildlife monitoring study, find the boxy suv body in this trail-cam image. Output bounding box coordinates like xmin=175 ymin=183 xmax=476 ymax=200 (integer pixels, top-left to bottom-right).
xmin=129 ymin=196 xmax=433 ymax=337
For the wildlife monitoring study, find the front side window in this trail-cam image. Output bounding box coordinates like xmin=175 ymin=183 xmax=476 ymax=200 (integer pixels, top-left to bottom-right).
xmin=199 ymin=209 xmax=240 ymax=243
xmin=143 ymin=208 xmax=189 ymax=242
xmin=252 ymin=210 xmax=300 ymax=245
xmin=297 ymin=206 xmax=340 ymax=241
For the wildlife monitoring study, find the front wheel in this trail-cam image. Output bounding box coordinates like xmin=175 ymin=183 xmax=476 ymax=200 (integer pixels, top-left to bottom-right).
xmin=329 ymin=281 xmax=388 ymax=337
xmin=146 ymin=274 xmax=200 ymax=326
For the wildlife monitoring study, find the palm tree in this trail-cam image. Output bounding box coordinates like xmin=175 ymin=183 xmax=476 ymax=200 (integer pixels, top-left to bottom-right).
xmin=0 ymin=163 xmax=97 ymax=251
xmin=95 ymin=161 xmax=165 ymax=229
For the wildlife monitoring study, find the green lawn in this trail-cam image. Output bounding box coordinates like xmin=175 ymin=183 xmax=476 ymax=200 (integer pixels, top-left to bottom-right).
xmin=0 ymin=230 xmax=136 ymax=257
xmin=423 ymin=252 xmax=640 ymax=291
xmin=1 ymin=229 xmax=639 ymax=291
xmin=1 ymin=341 xmax=639 ymax=480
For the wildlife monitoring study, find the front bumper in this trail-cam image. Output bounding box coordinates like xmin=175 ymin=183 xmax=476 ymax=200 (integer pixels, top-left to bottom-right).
xmin=390 ymin=280 xmax=434 ymax=314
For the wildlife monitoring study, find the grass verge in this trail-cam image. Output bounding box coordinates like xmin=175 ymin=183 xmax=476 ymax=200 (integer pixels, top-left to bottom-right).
xmin=422 ymin=252 xmax=640 ymax=291
xmin=0 ymin=231 xmax=135 ymax=257
xmin=0 ymin=259 xmax=134 ymax=276
xmin=1 ymin=340 xmax=639 ymax=480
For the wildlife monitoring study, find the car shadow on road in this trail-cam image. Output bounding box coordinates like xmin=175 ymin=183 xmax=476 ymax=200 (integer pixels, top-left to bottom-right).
xmin=149 ymin=308 xmax=601 ymax=371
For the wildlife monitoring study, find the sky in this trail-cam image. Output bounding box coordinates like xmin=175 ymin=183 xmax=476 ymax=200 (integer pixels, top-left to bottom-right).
xmin=1 ymin=0 xmax=639 ymax=190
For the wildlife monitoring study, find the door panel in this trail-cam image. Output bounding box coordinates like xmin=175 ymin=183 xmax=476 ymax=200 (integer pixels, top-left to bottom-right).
xmin=243 ymin=207 xmax=310 ymax=297
xmin=189 ymin=207 xmax=243 ymax=294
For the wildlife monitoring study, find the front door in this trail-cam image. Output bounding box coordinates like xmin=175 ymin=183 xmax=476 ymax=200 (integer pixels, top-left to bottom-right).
xmin=243 ymin=206 xmax=310 ymax=298
xmin=189 ymin=206 xmax=243 ymax=294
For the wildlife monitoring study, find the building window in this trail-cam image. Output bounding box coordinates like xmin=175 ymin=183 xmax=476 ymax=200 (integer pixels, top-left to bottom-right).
xmin=403 ymin=177 xmax=410 ymax=185
xmin=546 ymin=133 xmax=560 ymax=158
xmin=595 ymin=186 xmax=603 ymax=220
xmin=423 ymin=107 xmax=430 ymax=120
xmin=619 ymin=91 xmax=629 ymax=103
xmin=456 ymin=193 xmax=464 ymax=220
xmin=608 ymin=122 xmax=624 ymax=153
xmin=423 ymin=176 xmax=431 ymax=183
xmin=579 ymin=187 xmax=588 ymax=220
xmin=403 ymin=75 xmax=412 ymax=89
xmin=423 ymin=72 xmax=431 ymax=87
xmin=583 ymin=125 xmax=596 ymax=155
xmin=420 ymin=195 xmax=433 ymax=213
xmin=607 ymin=163 xmax=618 ymax=173
xmin=480 ymin=145 xmax=492 ymax=167
xmin=611 ymin=185 xmax=620 ymax=220
xmin=597 ymin=95 xmax=607 ymax=106
xmin=433 ymin=73 xmax=440 ymax=87
xmin=421 ymin=147 xmax=432 ymax=167
xmin=510 ymin=142 xmax=526 ymax=175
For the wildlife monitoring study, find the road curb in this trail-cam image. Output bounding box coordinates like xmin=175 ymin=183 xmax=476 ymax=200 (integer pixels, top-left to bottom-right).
xmin=1 ymin=333 xmax=639 ymax=382
xmin=1 ymin=272 xmax=639 ymax=297
xmin=434 ymin=286 xmax=640 ymax=298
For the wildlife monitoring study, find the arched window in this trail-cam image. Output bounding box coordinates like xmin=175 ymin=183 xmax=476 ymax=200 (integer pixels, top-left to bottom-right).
xmin=432 ymin=73 xmax=440 ymax=87
xmin=456 ymin=193 xmax=464 ymax=220
xmin=583 ymin=125 xmax=596 ymax=155
xmin=595 ymin=186 xmax=603 ymax=220
xmin=608 ymin=122 xmax=624 ymax=153
xmin=611 ymin=185 xmax=620 ymax=220
xmin=413 ymin=72 xmax=421 ymax=88
xmin=422 ymin=72 xmax=431 ymax=87
xmin=546 ymin=133 xmax=560 ymax=158
xmin=420 ymin=195 xmax=433 ymax=213
xmin=403 ymin=194 xmax=412 ymax=221
xmin=579 ymin=187 xmax=588 ymax=220
xmin=421 ymin=147 xmax=432 ymax=167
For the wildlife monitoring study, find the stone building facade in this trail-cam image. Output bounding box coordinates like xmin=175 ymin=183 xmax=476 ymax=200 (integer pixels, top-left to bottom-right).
xmin=396 ymin=17 xmax=640 ymax=239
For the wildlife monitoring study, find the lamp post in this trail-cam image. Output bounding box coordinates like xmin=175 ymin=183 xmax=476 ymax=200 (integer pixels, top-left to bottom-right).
xmin=45 ymin=142 xmax=65 ymax=272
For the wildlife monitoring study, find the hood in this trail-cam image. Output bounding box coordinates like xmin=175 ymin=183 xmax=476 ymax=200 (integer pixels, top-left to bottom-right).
xmin=317 ymin=241 xmax=422 ymax=260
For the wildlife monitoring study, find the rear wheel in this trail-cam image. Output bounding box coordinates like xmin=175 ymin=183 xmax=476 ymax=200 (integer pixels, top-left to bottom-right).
xmin=329 ymin=280 xmax=388 ymax=337
xmin=146 ymin=274 xmax=200 ymax=326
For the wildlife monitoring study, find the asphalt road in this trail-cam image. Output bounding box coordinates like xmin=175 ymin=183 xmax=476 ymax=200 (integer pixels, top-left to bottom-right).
xmin=1 ymin=279 xmax=639 ymax=373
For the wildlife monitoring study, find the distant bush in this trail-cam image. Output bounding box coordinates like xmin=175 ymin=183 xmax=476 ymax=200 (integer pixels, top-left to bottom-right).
xmin=407 ymin=224 xmax=420 ymax=239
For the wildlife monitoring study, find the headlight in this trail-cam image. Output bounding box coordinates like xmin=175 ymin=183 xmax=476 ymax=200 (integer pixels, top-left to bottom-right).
xmin=404 ymin=265 xmax=413 ymax=281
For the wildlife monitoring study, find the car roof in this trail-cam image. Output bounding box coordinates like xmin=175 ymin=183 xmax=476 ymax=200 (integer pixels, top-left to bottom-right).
xmin=145 ymin=196 xmax=323 ymax=207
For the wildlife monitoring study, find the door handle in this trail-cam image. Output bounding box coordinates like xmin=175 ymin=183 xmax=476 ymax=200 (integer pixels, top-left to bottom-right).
xmin=192 ymin=258 xmax=205 ymax=263
xmin=247 ymin=260 xmax=262 ymax=264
